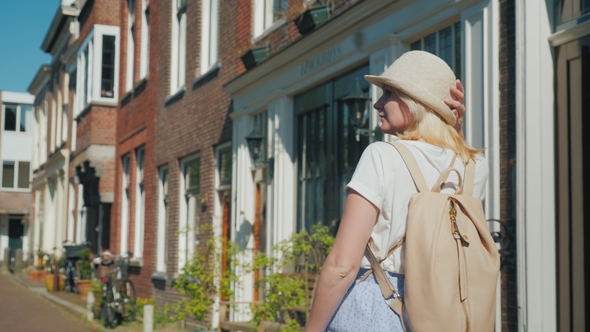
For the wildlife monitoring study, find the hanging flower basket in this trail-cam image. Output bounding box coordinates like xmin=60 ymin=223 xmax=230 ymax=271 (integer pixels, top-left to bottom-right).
xmin=240 ymin=46 xmax=268 ymax=70
xmin=294 ymin=5 xmax=329 ymax=35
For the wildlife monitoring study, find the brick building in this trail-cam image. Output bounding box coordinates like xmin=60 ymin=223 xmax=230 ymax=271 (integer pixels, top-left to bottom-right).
xmin=69 ymin=0 xmax=121 ymax=256
xmin=149 ymin=0 xmax=235 ymax=319
xmin=110 ymin=0 xmax=157 ymax=298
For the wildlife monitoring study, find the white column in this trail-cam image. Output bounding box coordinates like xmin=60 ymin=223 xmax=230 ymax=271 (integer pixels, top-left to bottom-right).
xmin=267 ymin=94 xmax=296 ymax=250
xmin=516 ymin=1 xmax=556 ymax=331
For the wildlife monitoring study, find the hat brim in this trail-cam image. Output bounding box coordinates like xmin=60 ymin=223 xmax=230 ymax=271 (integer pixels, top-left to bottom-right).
xmin=364 ymin=75 xmax=456 ymax=126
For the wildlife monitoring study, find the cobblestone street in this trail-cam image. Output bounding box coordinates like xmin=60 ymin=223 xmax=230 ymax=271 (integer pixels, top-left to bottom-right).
xmin=0 ymin=272 xmax=94 ymax=332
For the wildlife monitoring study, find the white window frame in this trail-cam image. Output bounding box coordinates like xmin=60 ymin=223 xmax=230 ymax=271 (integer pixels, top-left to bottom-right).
xmin=133 ymin=147 xmax=145 ymax=259
xmin=76 ymin=25 xmax=120 ymax=114
xmin=253 ymin=0 xmax=287 ymax=38
xmin=1 ymin=160 xmax=31 ymax=190
xmin=170 ymin=0 xmax=187 ymax=94
xmin=2 ymin=103 xmax=33 ymax=133
xmin=178 ymin=154 xmax=199 ymax=272
xmin=126 ymin=0 xmax=135 ymax=92
xmin=62 ymin=74 xmax=69 ymax=143
xmin=56 ymin=88 xmax=63 ymax=148
xmin=139 ymin=0 xmax=149 ymax=79
xmin=120 ymin=155 xmax=131 ymax=256
xmin=156 ymin=166 xmax=168 ymax=273
xmin=199 ymin=0 xmax=219 ymax=75
xmin=76 ymin=182 xmax=86 ymax=243
xmin=67 ymin=182 xmax=75 ymax=242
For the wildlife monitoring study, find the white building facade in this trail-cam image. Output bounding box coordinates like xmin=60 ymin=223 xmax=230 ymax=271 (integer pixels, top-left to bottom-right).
xmin=0 ymin=91 xmax=35 ymax=263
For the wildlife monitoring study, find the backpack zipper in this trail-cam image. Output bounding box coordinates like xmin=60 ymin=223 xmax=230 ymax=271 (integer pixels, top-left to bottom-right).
xmin=450 ymin=198 xmax=470 ymax=332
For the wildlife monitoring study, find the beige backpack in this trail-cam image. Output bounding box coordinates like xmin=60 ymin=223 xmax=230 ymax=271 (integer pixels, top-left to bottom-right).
xmin=364 ymin=142 xmax=500 ymax=332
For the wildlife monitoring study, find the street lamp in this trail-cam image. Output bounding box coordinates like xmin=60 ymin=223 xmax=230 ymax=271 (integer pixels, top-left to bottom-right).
xmin=342 ymin=78 xmax=371 ymax=141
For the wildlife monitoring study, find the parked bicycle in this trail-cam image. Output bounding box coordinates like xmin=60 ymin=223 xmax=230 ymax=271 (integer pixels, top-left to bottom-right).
xmin=99 ymin=251 xmax=137 ymax=327
xmin=62 ymin=241 xmax=90 ymax=294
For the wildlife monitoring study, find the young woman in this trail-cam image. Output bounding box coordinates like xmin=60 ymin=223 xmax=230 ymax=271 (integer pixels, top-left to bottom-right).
xmin=306 ymin=51 xmax=488 ymax=332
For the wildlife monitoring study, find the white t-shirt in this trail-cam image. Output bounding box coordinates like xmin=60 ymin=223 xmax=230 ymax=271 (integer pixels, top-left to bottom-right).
xmin=346 ymin=139 xmax=489 ymax=273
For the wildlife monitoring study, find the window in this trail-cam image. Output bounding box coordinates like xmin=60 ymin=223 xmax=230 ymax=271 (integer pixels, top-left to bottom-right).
xmin=1 ymin=161 xmax=30 ymax=189
xmin=3 ymin=104 xmax=31 ymax=132
xmin=218 ymin=147 xmax=232 ymax=187
xmin=179 ymin=155 xmax=199 ymax=271
xmin=410 ymin=22 xmax=461 ymax=79
xmin=4 ymin=105 xmax=16 ymax=131
xmin=77 ymin=25 xmax=120 ymax=113
xmin=140 ymin=0 xmax=149 ymax=79
xmin=2 ymin=162 xmax=15 ymax=188
xmin=156 ymin=166 xmax=168 ymax=272
xmin=296 ymin=65 xmax=370 ymax=233
xmin=120 ymin=155 xmax=130 ymax=256
xmin=253 ymin=0 xmax=288 ymax=37
xmin=134 ymin=148 xmax=145 ymax=258
xmin=199 ymin=0 xmax=219 ymax=75
xmin=171 ymin=0 xmax=187 ymax=93
xmin=18 ymin=162 xmax=30 ymax=189
xmin=126 ymin=0 xmax=135 ymax=91
xmin=556 ymin=0 xmax=590 ymax=29
xmin=77 ymin=183 xmax=87 ymax=242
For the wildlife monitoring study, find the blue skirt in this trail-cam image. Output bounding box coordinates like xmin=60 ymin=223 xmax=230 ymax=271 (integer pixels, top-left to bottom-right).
xmin=326 ymin=269 xmax=405 ymax=332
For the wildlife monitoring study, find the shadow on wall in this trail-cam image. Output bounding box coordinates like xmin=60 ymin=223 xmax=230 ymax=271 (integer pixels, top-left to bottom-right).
xmin=235 ymin=217 xmax=252 ymax=251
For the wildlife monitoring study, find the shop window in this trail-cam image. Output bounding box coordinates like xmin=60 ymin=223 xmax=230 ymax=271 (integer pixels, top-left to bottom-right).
xmin=295 ymin=65 xmax=370 ymax=233
xmin=411 ymin=22 xmax=461 ymax=79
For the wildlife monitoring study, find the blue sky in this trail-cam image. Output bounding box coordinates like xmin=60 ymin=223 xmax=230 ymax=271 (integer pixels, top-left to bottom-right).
xmin=0 ymin=1 xmax=59 ymax=93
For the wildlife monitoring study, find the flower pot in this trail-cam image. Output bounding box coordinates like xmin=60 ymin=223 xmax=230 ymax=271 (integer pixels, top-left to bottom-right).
xmin=29 ymin=271 xmax=39 ymax=281
xmin=294 ymin=5 xmax=329 ymax=35
xmin=76 ymin=280 xmax=92 ymax=300
xmin=44 ymin=274 xmax=65 ymax=292
xmin=240 ymin=46 xmax=267 ymax=70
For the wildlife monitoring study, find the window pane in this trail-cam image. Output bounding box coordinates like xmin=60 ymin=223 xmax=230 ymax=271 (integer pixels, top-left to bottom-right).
xmin=2 ymin=162 xmax=14 ymax=188
xmin=4 ymin=105 xmax=17 ymax=131
xmin=186 ymin=159 xmax=200 ymax=190
xmin=439 ymin=26 xmax=453 ymax=69
xmin=410 ymin=40 xmax=422 ymax=51
xmin=219 ymin=149 xmax=232 ymax=186
xmin=101 ymin=35 xmax=116 ymax=98
xmin=273 ymin=0 xmax=288 ymax=21
xmin=454 ymin=22 xmax=462 ymax=79
xmin=424 ymin=32 xmax=437 ymax=55
xmin=20 ymin=105 xmax=32 ymax=132
xmin=18 ymin=161 xmax=30 ymax=188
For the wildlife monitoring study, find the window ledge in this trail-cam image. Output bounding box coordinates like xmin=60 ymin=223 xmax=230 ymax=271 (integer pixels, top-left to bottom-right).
xmin=129 ymin=257 xmax=143 ymax=267
xmin=192 ymin=63 xmax=221 ymax=90
xmin=254 ymin=18 xmax=287 ymax=43
xmin=164 ymin=86 xmax=187 ymax=107
xmin=216 ymin=184 xmax=231 ymax=192
xmin=151 ymin=272 xmax=168 ymax=281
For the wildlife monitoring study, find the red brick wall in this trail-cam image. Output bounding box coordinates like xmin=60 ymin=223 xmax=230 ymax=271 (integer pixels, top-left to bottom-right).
xmin=74 ymin=106 xmax=117 ymax=155
xmin=110 ymin=0 xmax=158 ymax=298
xmin=0 ymin=192 xmax=32 ymax=212
xmin=498 ymin=0 xmax=518 ymax=330
xmin=79 ymin=0 xmax=121 ymax=42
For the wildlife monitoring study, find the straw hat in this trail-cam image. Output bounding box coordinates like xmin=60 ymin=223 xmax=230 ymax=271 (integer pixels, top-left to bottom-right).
xmin=364 ymin=50 xmax=457 ymax=126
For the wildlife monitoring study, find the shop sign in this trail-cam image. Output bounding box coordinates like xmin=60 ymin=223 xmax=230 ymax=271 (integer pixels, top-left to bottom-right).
xmin=300 ymin=45 xmax=342 ymax=77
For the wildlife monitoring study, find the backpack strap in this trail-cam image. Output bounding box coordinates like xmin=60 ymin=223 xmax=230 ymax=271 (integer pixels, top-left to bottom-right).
xmin=390 ymin=142 xmax=429 ymax=193
xmin=462 ymin=158 xmax=475 ymax=196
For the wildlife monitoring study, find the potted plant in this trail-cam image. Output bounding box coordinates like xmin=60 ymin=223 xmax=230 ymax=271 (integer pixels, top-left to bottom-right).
xmin=36 ymin=248 xmax=45 ymax=266
xmin=76 ymin=248 xmax=93 ymax=300
xmin=293 ymin=1 xmax=330 ymax=35
xmin=240 ymin=45 xmax=268 ymax=70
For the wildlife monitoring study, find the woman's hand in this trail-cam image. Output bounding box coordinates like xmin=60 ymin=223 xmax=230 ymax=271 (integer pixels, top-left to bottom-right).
xmin=444 ymin=79 xmax=465 ymax=139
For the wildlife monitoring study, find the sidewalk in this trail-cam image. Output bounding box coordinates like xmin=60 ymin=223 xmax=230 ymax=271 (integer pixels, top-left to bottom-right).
xmin=5 ymin=272 xmax=186 ymax=332
xmin=0 ymin=271 xmax=95 ymax=331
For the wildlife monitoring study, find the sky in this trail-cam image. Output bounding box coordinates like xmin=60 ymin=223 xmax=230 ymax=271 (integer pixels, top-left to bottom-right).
xmin=0 ymin=1 xmax=60 ymax=93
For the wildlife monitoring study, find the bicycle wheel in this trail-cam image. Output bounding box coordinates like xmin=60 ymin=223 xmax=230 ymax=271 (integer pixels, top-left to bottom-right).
xmin=118 ymin=279 xmax=137 ymax=322
xmin=103 ymin=281 xmax=118 ymax=327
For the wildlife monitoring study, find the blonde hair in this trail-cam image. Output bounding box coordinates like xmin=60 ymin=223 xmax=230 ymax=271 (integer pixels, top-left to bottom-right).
xmin=394 ymin=89 xmax=482 ymax=163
